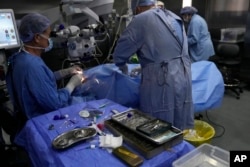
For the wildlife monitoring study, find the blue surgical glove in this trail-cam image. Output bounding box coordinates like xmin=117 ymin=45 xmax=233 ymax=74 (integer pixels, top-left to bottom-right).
xmin=119 ymin=64 xmax=128 ymax=75
xmin=54 ymin=66 xmax=83 ymax=80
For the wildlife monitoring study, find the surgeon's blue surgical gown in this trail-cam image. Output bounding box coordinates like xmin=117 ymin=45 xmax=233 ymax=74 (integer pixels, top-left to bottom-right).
xmin=6 ymin=51 xmax=71 ymax=119
xmin=113 ymin=8 xmax=194 ymax=130
xmin=187 ymin=14 xmax=215 ymax=62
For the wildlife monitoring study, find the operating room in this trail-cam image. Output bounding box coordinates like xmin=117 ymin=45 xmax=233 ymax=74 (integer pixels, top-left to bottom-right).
xmin=0 ymin=0 xmax=250 ymax=166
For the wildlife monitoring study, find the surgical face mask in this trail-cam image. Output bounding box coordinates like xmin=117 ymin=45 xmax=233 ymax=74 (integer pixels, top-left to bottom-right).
xmin=40 ymin=34 xmax=53 ymax=52
xmin=44 ymin=38 xmax=53 ymax=52
xmin=24 ymin=34 xmax=53 ymax=52
xmin=182 ymin=14 xmax=191 ymax=23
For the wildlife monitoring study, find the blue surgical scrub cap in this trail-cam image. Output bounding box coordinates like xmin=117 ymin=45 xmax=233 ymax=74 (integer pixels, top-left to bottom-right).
xmin=131 ymin=0 xmax=156 ymax=14
xmin=180 ymin=6 xmax=198 ymax=15
xmin=19 ymin=13 xmax=50 ymax=43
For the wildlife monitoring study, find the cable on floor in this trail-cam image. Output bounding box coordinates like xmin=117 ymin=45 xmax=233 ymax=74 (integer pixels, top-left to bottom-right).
xmin=205 ymin=110 xmax=226 ymax=139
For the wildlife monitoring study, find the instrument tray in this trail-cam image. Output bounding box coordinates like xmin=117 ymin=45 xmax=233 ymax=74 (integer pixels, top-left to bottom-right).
xmin=105 ymin=119 xmax=183 ymax=159
xmin=111 ymin=109 xmax=182 ymax=145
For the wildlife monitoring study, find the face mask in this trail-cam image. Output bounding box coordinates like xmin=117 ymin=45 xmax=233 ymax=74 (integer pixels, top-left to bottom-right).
xmin=24 ymin=34 xmax=53 ymax=52
xmin=182 ymin=15 xmax=191 ymax=23
xmin=183 ymin=18 xmax=189 ymax=23
xmin=40 ymin=34 xmax=53 ymax=52
xmin=44 ymin=38 xmax=53 ymax=52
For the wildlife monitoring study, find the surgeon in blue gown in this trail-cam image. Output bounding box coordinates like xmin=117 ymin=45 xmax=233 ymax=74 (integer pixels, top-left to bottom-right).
xmin=180 ymin=6 xmax=215 ymax=62
xmin=113 ymin=0 xmax=194 ymax=130
xmin=6 ymin=13 xmax=85 ymax=119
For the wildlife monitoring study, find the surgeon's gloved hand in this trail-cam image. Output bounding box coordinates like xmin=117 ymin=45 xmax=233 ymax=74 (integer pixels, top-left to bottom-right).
xmin=118 ymin=64 xmax=128 ymax=75
xmin=68 ymin=66 xmax=83 ymax=75
xmin=54 ymin=66 xmax=83 ymax=80
xmin=130 ymin=66 xmax=141 ymax=77
xmin=65 ymin=74 xmax=85 ymax=94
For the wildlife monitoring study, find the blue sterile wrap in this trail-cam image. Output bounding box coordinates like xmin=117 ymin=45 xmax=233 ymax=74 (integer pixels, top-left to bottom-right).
xmin=72 ymin=61 xmax=224 ymax=112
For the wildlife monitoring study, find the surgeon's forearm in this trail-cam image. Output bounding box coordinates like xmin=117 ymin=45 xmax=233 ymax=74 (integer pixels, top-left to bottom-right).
xmin=54 ymin=71 xmax=64 ymax=80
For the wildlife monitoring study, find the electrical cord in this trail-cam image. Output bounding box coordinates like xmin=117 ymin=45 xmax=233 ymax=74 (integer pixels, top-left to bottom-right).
xmin=104 ymin=16 xmax=123 ymax=63
xmin=60 ymin=58 xmax=71 ymax=87
xmin=205 ymin=110 xmax=226 ymax=139
xmin=104 ymin=7 xmax=131 ymax=63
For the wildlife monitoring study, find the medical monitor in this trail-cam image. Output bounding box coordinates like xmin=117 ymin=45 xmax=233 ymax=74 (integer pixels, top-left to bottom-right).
xmin=0 ymin=9 xmax=20 ymax=50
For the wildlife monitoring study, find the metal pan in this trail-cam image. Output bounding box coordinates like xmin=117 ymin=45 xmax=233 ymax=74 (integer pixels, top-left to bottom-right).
xmin=52 ymin=127 xmax=97 ymax=149
xmin=111 ymin=109 xmax=182 ymax=145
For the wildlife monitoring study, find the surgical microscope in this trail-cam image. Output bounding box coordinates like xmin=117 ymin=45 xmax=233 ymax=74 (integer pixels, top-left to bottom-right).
xmin=50 ymin=0 xmax=133 ymax=68
xmin=51 ymin=0 xmax=117 ymax=68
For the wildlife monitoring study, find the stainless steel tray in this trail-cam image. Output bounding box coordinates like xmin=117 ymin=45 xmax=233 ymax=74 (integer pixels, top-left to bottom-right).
xmin=52 ymin=127 xmax=97 ymax=149
xmin=105 ymin=119 xmax=183 ymax=159
xmin=111 ymin=109 xmax=182 ymax=145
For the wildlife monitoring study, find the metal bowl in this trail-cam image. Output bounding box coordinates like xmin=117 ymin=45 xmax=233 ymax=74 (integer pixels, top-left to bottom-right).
xmin=52 ymin=127 xmax=97 ymax=149
xmin=74 ymin=129 xmax=89 ymax=138
xmin=55 ymin=138 xmax=69 ymax=147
